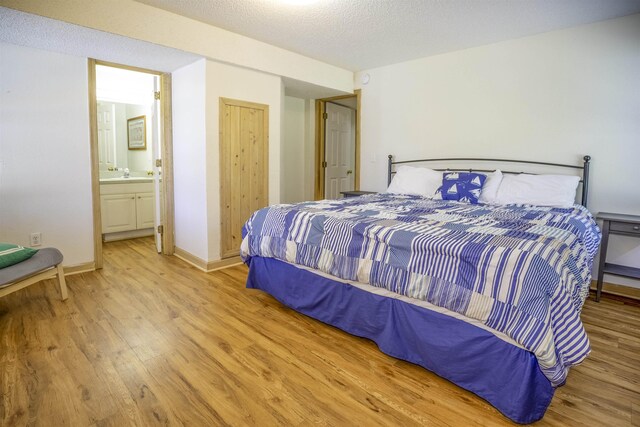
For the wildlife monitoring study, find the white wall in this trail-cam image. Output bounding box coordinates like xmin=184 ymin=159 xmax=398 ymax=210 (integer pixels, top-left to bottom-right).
xmin=304 ymin=100 xmax=316 ymax=200
xmin=172 ymin=59 xmax=209 ymax=261
xmin=0 ymin=42 xmax=93 ymax=266
xmin=355 ymin=14 xmax=640 ymax=286
xmin=205 ymin=60 xmax=283 ymax=261
xmin=96 ymin=65 xmax=156 ymax=105
xmin=282 ymin=96 xmax=306 ymax=203
xmin=282 ymin=96 xmax=316 ymax=204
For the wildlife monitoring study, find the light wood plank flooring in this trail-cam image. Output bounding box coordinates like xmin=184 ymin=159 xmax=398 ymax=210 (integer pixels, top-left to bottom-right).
xmin=1 ymin=238 xmax=638 ymax=426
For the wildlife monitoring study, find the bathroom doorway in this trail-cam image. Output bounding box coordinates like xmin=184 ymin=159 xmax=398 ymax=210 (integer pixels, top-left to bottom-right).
xmin=88 ymin=60 xmax=175 ymax=268
xmin=314 ymin=91 xmax=361 ymax=200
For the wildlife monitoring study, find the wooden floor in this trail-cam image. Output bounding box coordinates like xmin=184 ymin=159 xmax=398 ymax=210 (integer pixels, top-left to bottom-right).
xmin=0 ymin=238 xmax=638 ymax=426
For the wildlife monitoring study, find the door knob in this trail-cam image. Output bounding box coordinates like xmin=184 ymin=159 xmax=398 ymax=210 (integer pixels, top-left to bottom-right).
xmin=346 ymin=170 xmax=353 ymax=175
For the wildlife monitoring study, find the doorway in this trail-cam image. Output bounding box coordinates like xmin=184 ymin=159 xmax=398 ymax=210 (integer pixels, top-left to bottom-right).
xmin=314 ymin=90 xmax=361 ymax=200
xmin=88 ymin=60 xmax=175 ymax=268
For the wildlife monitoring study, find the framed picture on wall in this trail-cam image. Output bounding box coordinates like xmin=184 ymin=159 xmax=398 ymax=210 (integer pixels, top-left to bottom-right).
xmin=127 ymin=115 xmax=146 ymax=150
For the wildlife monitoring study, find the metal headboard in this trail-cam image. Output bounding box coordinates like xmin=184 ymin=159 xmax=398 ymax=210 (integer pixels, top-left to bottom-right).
xmin=387 ymin=155 xmax=592 ymax=207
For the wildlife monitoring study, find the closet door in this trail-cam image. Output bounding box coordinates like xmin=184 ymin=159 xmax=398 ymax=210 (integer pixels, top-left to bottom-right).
xmin=219 ymin=98 xmax=269 ymax=258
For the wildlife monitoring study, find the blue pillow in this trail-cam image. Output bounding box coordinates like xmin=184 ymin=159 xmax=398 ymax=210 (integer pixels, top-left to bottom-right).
xmin=441 ymin=172 xmax=487 ymax=204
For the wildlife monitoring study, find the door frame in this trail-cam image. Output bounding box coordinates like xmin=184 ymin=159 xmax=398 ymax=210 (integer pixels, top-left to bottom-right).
xmin=88 ymin=59 xmax=175 ymax=269
xmin=314 ymin=89 xmax=361 ymax=200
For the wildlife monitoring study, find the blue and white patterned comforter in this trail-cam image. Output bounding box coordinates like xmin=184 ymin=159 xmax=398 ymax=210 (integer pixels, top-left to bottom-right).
xmin=241 ymin=194 xmax=601 ymax=386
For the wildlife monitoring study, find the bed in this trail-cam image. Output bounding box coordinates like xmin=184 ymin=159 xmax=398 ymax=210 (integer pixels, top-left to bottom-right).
xmin=241 ymin=155 xmax=600 ymax=424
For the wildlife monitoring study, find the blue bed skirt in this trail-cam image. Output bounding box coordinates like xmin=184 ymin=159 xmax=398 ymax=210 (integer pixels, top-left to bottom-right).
xmin=246 ymin=256 xmax=554 ymax=424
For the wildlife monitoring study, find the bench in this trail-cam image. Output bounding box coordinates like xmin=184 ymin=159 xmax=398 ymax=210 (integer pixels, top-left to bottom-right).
xmin=0 ymin=248 xmax=68 ymax=300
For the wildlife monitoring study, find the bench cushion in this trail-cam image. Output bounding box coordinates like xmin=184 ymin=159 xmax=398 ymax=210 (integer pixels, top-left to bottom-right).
xmin=0 ymin=248 xmax=63 ymax=288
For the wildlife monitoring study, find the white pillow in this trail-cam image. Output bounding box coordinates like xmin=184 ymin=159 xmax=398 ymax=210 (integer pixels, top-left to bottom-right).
xmin=387 ymin=165 xmax=442 ymax=197
xmin=478 ymin=170 xmax=503 ymax=204
xmin=495 ymin=174 xmax=580 ymax=208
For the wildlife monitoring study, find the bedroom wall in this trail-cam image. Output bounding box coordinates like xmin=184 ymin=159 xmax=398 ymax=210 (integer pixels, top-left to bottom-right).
xmin=172 ymin=59 xmax=209 ymax=262
xmin=282 ymin=96 xmax=316 ymax=204
xmin=205 ymin=60 xmax=283 ymax=261
xmin=0 ymin=42 xmax=94 ymax=267
xmin=282 ymin=96 xmax=306 ymax=204
xmin=355 ymin=13 xmax=640 ymax=287
xmin=304 ymin=100 xmax=316 ymax=201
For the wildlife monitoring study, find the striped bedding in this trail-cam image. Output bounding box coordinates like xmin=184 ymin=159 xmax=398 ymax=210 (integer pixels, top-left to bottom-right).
xmin=241 ymin=193 xmax=601 ymax=386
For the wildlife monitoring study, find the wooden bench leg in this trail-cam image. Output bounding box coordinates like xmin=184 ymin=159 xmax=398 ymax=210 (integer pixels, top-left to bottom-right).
xmin=57 ymin=264 xmax=68 ymax=301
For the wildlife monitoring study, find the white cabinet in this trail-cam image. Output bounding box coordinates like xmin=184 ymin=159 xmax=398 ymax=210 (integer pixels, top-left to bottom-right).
xmin=101 ymin=194 xmax=137 ymax=233
xmin=100 ymin=182 xmax=157 ymax=235
xmin=135 ymin=192 xmax=155 ymax=229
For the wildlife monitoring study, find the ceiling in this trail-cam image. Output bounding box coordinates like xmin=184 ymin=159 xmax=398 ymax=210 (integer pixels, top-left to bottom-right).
xmin=135 ymin=0 xmax=640 ymax=71
xmin=0 ymin=7 xmax=346 ymax=98
xmin=0 ymin=7 xmax=200 ymax=72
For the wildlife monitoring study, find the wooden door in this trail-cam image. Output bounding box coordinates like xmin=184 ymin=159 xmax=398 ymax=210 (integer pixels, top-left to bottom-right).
xmin=324 ymin=103 xmax=355 ymax=199
xmin=220 ymin=98 xmax=269 ymax=258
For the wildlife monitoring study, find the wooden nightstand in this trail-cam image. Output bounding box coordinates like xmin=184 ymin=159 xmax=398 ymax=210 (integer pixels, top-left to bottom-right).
xmin=340 ymin=191 xmax=376 ymax=198
xmin=595 ymin=212 xmax=640 ymax=302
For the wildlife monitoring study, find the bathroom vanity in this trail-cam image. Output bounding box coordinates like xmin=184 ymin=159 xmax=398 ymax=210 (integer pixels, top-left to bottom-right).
xmin=99 ymin=178 xmax=161 ymax=241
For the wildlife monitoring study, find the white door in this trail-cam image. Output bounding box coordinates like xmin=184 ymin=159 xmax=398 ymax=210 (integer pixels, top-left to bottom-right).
xmin=97 ymin=102 xmax=116 ymax=170
xmin=324 ymin=103 xmax=355 ymax=199
xmin=152 ymin=77 xmax=162 ymax=253
xmin=100 ymin=194 xmax=136 ymax=233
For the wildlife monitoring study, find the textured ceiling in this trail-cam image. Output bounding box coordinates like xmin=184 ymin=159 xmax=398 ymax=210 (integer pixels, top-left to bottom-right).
xmin=0 ymin=7 xmax=346 ymax=98
xmin=0 ymin=7 xmax=200 ymax=72
xmin=135 ymin=0 xmax=640 ymax=71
